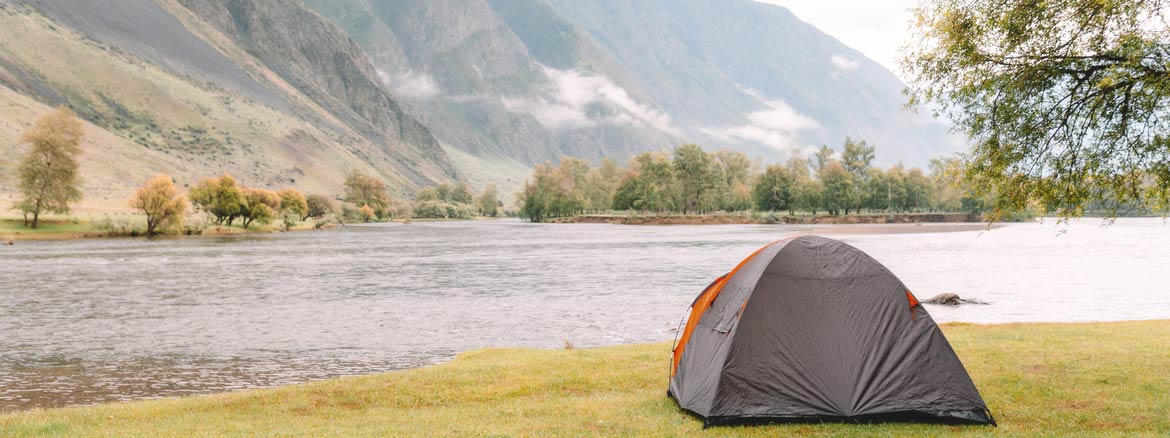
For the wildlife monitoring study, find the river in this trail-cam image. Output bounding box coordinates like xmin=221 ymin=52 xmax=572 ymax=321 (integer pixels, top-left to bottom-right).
xmin=1 ymin=218 xmax=1168 ymax=411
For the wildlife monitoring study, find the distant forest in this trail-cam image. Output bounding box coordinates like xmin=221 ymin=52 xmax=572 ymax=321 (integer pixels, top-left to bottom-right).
xmin=517 ymin=139 xmax=993 ymax=222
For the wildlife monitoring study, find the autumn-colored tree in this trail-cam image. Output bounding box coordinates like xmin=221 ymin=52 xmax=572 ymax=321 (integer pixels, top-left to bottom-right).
xmin=239 ymin=188 xmax=280 ymax=229
xmin=343 ymin=169 xmax=390 ymax=216
xmin=14 ymin=107 xmax=84 ymax=228
xmin=304 ymin=193 xmax=337 ymax=220
xmin=129 ymin=174 xmax=188 ymax=236
xmin=189 ymin=174 xmax=244 ymax=225
xmin=357 ymin=204 xmax=376 ymax=222
xmin=277 ymin=189 xmax=307 ymax=219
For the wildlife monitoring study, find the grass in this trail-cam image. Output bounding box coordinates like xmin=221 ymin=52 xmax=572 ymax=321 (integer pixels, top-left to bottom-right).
xmin=0 ymin=214 xmax=323 ymax=241
xmin=1 ymin=320 xmax=1168 ymax=437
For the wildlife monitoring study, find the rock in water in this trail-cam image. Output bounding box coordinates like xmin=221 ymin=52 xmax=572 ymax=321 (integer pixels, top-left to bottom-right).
xmin=924 ymin=293 xmax=963 ymax=306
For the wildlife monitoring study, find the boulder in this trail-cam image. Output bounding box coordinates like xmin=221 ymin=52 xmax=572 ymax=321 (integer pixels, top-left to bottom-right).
xmin=924 ymin=293 xmax=962 ymax=305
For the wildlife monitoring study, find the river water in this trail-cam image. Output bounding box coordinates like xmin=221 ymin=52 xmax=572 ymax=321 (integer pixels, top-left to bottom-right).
xmin=2 ymin=218 xmax=1168 ymax=411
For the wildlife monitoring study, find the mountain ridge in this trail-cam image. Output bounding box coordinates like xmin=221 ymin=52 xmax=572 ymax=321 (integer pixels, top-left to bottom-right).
xmin=0 ymin=0 xmax=959 ymax=205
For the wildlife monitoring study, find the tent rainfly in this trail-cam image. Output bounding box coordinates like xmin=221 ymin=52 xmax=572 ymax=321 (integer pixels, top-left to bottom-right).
xmin=669 ymin=235 xmax=994 ymax=426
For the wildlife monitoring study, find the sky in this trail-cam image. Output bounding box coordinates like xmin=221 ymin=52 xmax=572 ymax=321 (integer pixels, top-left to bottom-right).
xmin=756 ymin=0 xmax=919 ymax=78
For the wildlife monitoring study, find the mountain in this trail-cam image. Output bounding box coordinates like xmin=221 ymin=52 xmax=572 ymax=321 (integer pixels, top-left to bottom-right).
xmin=0 ymin=0 xmax=959 ymax=204
xmin=0 ymin=0 xmax=456 ymax=202
xmin=537 ymin=0 xmax=961 ymax=164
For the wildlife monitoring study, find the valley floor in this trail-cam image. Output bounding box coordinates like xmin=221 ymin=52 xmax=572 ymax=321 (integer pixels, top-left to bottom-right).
xmin=1 ymin=320 xmax=1166 ymax=437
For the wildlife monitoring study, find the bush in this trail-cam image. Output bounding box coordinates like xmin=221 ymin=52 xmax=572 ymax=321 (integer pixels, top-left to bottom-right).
xmin=411 ymin=200 xmax=477 ymax=219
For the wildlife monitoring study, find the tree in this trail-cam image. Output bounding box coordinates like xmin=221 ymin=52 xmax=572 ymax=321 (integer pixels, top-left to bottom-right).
xmin=711 ymin=149 xmax=754 ymax=211
xmin=415 ymin=187 xmax=439 ymax=202
xmin=239 ymin=188 xmax=280 ymax=229
xmin=841 ymin=137 xmax=875 ymax=212
xmin=753 ymin=165 xmax=793 ymax=212
xmin=583 ymin=158 xmax=622 ymax=211
xmin=520 ymin=163 xmax=556 ymax=222
xmin=818 ymin=161 xmax=853 ymax=215
xmin=129 ymin=174 xmax=188 ymax=236
xmin=812 ymin=145 xmax=836 ymax=172
xmin=477 ymin=183 xmax=500 ymax=217
xmin=304 ymin=194 xmax=337 ymax=220
xmin=673 ymin=144 xmax=713 ymax=213
xmin=786 ymin=156 xmax=819 ymax=215
xmin=449 ymin=182 xmax=475 ymax=205
xmin=357 ymin=204 xmax=376 ymax=222
xmin=189 ymin=174 xmax=244 ymax=225
xmin=343 ymin=169 xmax=390 ymax=216
xmin=14 ymin=107 xmax=84 ymax=228
xmin=277 ymin=189 xmax=307 ymax=229
xmin=905 ymin=0 xmax=1170 ymax=218
xmin=278 ymin=189 xmax=307 ymax=219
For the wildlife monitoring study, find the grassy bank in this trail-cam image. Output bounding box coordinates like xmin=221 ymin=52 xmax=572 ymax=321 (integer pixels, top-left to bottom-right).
xmin=0 ymin=214 xmax=325 ymax=241
xmin=2 ymin=320 xmax=1167 ymax=437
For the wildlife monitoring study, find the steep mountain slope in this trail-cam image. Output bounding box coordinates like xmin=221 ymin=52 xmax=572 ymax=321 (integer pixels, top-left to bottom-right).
xmin=304 ymin=0 xmax=681 ymax=165
xmin=0 ymin=0 xmax=960 ymax=204
xmin=542 ymin=0 xmax=961 ymax=165
xmin=0 ymin=0 xmax=456 ymax=202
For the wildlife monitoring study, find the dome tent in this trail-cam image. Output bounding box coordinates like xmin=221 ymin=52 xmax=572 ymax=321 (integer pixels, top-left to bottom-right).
xmin=669 ymin=235 xmax=994 ymax=426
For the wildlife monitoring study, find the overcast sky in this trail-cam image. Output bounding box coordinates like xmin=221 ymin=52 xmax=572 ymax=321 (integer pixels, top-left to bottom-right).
xmin=756 ymin=0 xmax=919 ymax=78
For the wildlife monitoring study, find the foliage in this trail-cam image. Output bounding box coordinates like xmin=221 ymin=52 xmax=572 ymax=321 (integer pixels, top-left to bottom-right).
xmin=189 ymin=174 xmax=245 ymax=225
xmin=343 ymin=170 xmax=390 ymax=218
xmin=752 ymin=165 xmax=793 ymax=212
xmin=520 ymin=140 xmax=988 ymax=221
xmin=905 ymin=0 xmax=1170 ymax=219
xmin=304 ymin=194 xmax=337 ymax=220
xmin=239 ymin=188 xmax=280 ymax=229
xmin=413 ymin=200 xmax=477 ymax=219
xmin=817 ymin=160 xmax=853 ymax=215
xmin=129 ymin=174 xmax=188 ymax=236
xmin=356 ymin=204 xmax=376 ymax=222
xmin=477 ymin=184 xmax=500 ymax=217
xmin=14 ymin=107 xmax=84 ymax=228
xmin=277 ymin=189 xmax=308 ymax=220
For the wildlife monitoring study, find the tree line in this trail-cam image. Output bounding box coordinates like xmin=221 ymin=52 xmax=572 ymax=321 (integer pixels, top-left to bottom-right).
xmin=7 ymin=107 xmax=502 ymax=236
xmin=519 ymin=140 xmax=990 ymax=222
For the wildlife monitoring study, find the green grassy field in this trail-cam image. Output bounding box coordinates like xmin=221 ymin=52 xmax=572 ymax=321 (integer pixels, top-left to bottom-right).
xmin=1 ymin=320 xmax=1167 ymax=437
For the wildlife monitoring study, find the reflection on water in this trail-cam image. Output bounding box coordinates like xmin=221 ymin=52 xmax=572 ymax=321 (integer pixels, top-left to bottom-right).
xmin=1 ymin=218 xmax=1168 ymax=410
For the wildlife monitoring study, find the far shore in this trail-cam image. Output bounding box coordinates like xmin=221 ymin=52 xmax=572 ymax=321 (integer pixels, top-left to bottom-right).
xmin=549 ymin=212 xmax=1011 ymax=226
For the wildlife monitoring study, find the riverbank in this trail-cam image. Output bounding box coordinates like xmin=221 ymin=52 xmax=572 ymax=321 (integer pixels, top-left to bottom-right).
xmin=1 ymin=320 xmax=1165 ymax=437
xmin=551 ymin=212 xmax=996 ymax=225
xmin=0 ymin=216 xmax=330 ymax=242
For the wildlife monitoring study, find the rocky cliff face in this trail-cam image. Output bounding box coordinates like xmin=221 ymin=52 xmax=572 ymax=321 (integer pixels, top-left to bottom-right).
xmin=0 ymin=0 xmax=457 ymax=200
xmin=180 ymin=0 xmax=458 ymax=184
xmin=305 ymin=0 xmax=680 ymax=165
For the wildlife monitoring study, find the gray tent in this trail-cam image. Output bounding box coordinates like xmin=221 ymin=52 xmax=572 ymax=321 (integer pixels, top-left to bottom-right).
xmin=669 ymin=235 xmax=994 ymax=426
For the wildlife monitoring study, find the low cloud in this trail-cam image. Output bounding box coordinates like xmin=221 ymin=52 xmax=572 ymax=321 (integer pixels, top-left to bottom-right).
xmin=830 ymin=54 xmax=860 ymax=70
xmin=701 ymin=92 xmax=819 ymax=153
xmin=502 ymin=65 xmax=677 ymax=134
xmin=377 ymin=69 xmax=441 ymax=99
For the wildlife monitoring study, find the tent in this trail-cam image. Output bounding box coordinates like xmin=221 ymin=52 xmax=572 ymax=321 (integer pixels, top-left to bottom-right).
xmin=669 ymin=235 xmax=994 ymax=426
